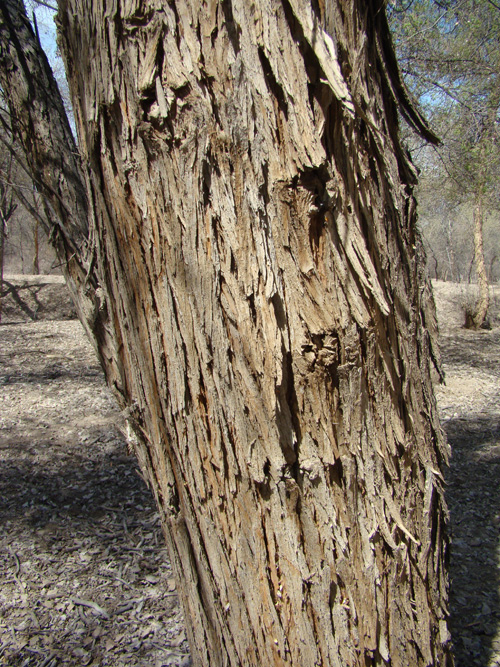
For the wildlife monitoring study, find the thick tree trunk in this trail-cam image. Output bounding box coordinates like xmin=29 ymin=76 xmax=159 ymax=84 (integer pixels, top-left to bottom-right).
xmin=1 ymin=0 xmax=452 ymax=665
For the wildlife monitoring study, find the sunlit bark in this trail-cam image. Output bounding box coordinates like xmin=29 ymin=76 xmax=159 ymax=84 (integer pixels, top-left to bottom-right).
xmin=0 ymin=1 xmax=453 ymax=664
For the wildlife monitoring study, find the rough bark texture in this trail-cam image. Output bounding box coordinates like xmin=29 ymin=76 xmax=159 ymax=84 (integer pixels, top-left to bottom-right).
xmin=1 ymin=0 xmax=452 ymax=665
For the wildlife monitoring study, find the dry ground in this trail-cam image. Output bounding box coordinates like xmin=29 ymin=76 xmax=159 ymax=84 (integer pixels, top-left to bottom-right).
xmin=1 ymin=276 xmax=499 ymax=666
xmin=0 ymin=277 xmax=190 ymax=666
xmin=433 ymin=281 xmax=500 ymax=667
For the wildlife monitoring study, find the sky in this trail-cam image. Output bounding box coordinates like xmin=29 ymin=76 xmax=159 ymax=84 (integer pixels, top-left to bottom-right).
xmin=30 ymin=2 xmax=75 ymax=132
xmin=31 ymin=3 xmax=60 ymax=70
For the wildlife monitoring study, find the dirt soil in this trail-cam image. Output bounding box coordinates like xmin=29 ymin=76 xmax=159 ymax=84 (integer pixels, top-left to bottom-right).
xmin=433 ymin=281 xmax=500 ymax=667
xmin=1 ymin=276 xmax=500 ymax=667
xmin=0 ymin=277 xmax=190 ymax=667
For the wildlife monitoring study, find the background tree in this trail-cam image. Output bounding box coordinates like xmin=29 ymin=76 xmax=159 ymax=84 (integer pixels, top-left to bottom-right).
xmin=0 ymin=142 xmax=17 ymax=321
xmin=0 ymin=95 xmax=56 ymax=317
xmin=0 ymin=108 xmax=52 ymax=273
xmin=389 ymin=0 xmax=500 ymax=327
xmin=0 ymin=0 xmax=70 ymax=281
xmin=0 ymin=1 xmax=453 ymax=665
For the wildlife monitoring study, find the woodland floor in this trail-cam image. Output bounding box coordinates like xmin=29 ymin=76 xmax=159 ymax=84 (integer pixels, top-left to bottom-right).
xmin=0 ymin=276 xmax=499 ymax=667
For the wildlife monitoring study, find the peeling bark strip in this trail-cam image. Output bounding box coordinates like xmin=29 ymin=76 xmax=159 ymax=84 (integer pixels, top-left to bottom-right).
xmin=2 ymin=0 xmax=452 ymax=665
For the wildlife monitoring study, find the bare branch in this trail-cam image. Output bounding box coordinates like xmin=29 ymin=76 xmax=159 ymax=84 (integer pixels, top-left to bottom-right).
xmin=32 ymin=1 xmax=57 ymax=11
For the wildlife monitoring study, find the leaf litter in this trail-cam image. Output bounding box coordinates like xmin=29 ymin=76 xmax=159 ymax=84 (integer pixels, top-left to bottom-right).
xmin=0 ymin=283 xmax=191 ymax=666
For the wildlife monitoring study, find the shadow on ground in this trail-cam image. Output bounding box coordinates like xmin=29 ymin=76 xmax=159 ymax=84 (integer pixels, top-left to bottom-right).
xmin=0 ymin=441 xmax=153 ymax=532
xmin=440 ymin=332 xmax=500 ymax=375
xmin=446 ymin=414 xmax=500 ymax=667
xmin=0 ymin=436 xmax=190 ymax=666
xmin=1 ymin=278 xmax=76 ymax=323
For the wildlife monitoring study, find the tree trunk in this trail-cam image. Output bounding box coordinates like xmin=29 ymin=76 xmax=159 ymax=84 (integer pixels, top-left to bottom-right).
xmin=0 ymin=152 xmax=17 ymax=322
xmin=0 ymin=209 xmax=5 ymax=322
xmin=466 ymin=194 xmax=489 ymax=329
xmin=32 ymin=218 xmax=40 ymax=274
xmin=466 ymin=75 xmax=498 ymax=329
xmin=1 ymin=1 xmax=452 ymax=665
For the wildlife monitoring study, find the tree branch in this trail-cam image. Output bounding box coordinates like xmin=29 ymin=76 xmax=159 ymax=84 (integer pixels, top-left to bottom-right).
xmin=33 ymin=1 xmax=57 ymax=11
xmin=486 ymin=0 xmax=500 ymax=11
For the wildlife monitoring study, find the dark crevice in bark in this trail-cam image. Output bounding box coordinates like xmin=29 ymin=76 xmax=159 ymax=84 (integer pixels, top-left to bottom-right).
xmin=102 ymin=108 xmax=123 ymax=178
xmin=122 ymin=6 xmax=155 ymax=29
xmin=281 ymin=0 xmax=307 ymax=56
xmin=329 ymin=458 xmax=344 ymax=488
xmin=247 ymin=292 xmax=257 ymax=325
xmin=169 ymin=1 xmax=182 ymax=52
xmin=257 ymin=47 xmax=289 ymax=120
xmin=220 ymin=0 xmax=241 ymax=55
xmin=281 ymin=0 xmax=332 ymax=138
xmin=259 ymin=514 xmax=278 ymax=612
xmin=256 ymin=462 xmax=272 ymax=500
xmin=259 ymin=159 xmax=270 ymax=207
xmin=276 ymin=343 xmax=298 ymax=467
xmin=295 ymin=164 xmax=330 ymax=197
xmin=199 ymin=74 xmax=223 ymax=130
xmin=198 ymin=370 xmax=213 ymax=444
xmin=139 ymin=84 xmax=158 ymax=117
xmin=202 ymin=158 xmax=212 ymax=210
xmin=270 ymin=292 xmax=287 ymax=331
xmin=212 ymin=22 xmax=221 ymax=51
xmin=309 ymin=0 xmax=324 ymax=24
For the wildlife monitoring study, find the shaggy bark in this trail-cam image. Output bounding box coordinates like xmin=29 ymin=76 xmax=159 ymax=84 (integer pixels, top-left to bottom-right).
xmin=1 ymin=0 xmax=452 ymax=665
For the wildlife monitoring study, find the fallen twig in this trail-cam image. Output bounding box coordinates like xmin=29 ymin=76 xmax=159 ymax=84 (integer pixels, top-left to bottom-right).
xmin=71 ymin=596 xmax=110 ymax=619
xmin=10 ymin=550 xmax=21 ymax=577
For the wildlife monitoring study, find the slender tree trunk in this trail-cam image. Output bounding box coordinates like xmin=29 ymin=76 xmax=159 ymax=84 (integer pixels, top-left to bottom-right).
xmin=32 ymin=219 xmax=40 ymax=274
xmin=489 ymin=254 xmax=498 ymax=283
xmin=443 ymin=217 xmax=460 ymax=283
xmin=0 ymin=154 xmax=17 ymax=322
xmin=466 ymin=193 xmax=489 ymax=328
xmin=1 ymin=0 xmax=452 ymax=665
xmin=0 ymin=210 xmax=5 ymax=322
xmin=466 ymin=76 xmax=498 ymax=329
xmin=428 ymin=246 xmax=440 ymax=281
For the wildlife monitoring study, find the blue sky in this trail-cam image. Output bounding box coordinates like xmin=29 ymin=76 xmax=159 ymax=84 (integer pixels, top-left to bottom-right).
xmin=31 ymin=3 xmax=59 ymax=69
